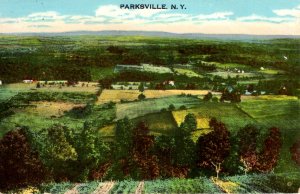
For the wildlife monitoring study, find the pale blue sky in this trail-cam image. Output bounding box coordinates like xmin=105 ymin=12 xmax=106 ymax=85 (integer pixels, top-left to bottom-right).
xmin=0 ymin=0 xmax=299 ymax=34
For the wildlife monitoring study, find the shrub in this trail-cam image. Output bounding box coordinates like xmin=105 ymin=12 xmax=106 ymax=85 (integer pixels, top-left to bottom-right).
xmin=138 ymin=93 xmax=146 ymax=100
xmin=168 ymin=104 xmax=175 ymax=111
xmin=179 ymin=105 xmax=187 ymax=110
xmin=212 ymin=97 xmax=219 ymax=102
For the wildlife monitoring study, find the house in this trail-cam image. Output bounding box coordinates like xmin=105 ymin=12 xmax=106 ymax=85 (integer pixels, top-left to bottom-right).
xmin=0 ymin=80 xmax=2 ymax=85
xmin=163 ymin=80 xmax=175 ymax=86
xmin=23 ymin=80 xmax=33 ymax=84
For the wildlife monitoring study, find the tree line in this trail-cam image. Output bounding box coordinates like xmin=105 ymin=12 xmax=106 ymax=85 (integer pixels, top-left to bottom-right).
xmin=0 ymin=114 xmax=295 ymax=191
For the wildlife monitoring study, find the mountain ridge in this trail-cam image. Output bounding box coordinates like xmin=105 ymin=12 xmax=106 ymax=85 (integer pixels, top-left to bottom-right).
xmin=1 ymin=30 xmax=300 ymax=40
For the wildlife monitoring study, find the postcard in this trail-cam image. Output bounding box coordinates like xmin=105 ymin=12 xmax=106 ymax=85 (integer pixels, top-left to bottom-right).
xmin=0 ymin=0 xmax=299 ymax=193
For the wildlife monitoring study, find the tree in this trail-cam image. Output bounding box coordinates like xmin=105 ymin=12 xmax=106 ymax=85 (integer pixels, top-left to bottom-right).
xmin=181 ymin=113 xmax=197 ymax=133
xmin=73 ymin=122 xmax=110 ymax=181
xmin=256 ymin=127 xmax=281 ymax=172
xmin=203 ymin=92 xmax=213 ymax=101
xmin=237 ymin=125 xmax=259 ymax=174
xmin=172 ymin=114 xmax=197 ymax=174
xmin=0 ymin=128 xmax=48 ymax=190
xmin=290 ymin=140 xmax=300 ymax=166
xmin=237 ymin=125 xmax=282 ymax=173
xmin=138 ymin=93 xmax=146 ymax=100
xmin=36 ymin=82 xmax=41 ymax=88
xmin=109 ymin=117 xmax=134 ymax=179
xmin=131 ymin=122 xmax=159 ymax=179
xmin=138 ymin=82 xmax=145 ymax=93
xmin=38 ymin=124 xmax=77 ymax=180
xmin=114 ymin=117 xmax=134 ymax=159
xmin=168 ymin=104 xmax=175 ymax=111
xmin=196 ymin=118 xmax=230 ymax=178
xmin=220 ymin=89 xmax=241 ymax=103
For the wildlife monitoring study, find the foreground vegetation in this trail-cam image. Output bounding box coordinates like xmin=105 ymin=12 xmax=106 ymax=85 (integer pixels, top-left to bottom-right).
xmin=9 ymin=173 xmax=300 ymax=193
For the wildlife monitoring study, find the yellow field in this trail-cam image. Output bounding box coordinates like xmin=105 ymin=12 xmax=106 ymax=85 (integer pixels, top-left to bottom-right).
xmin=97 ymin=89 xmax=220 ymax=104
xmin=174 ymin=68 xmax=203 ymax=77
xmin=191 ymin=129 xmax=212 ymax=142
xmin=172 ymin=110 xmax=210 ymax=129
xmin=241 ymin=95 xmax=298 ymax=101
xmin=22 ymin=101 xmax=84 ymax=117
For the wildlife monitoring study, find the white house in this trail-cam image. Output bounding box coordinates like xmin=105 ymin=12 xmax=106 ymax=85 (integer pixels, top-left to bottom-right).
xmin=0 ymin=80 xmax=2 ymax=85
xmin=23 ymin=80 xmax=33 ymax=84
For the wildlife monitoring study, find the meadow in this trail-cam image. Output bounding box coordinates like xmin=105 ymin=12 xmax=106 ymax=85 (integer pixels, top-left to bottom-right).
xmin=116 ymin=95 xmax=201 ymax=119
xmin=97 ymin=89 xmax=220 ymax=104
xmin=174 ymin=68 xmax=203 ymax=78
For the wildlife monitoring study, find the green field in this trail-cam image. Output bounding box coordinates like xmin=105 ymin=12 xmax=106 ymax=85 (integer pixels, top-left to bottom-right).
xmin=174 ymin=68 xmax=203 ymax=78
xmin=238 ymin=97 xmax=300 ymax=172
xmin=99 ymin=111 xmax=177 ymax=137
xmin=173 ymin=102 xmax=255 ymax=133
xmin=116 ymin=95 xmax=201 ymax=119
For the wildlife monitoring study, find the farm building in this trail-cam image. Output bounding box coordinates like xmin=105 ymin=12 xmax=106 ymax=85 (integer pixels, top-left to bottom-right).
xmin=39 ymin=80 xmax=68 ymax=84
xmin=23 ymin=80 xmax=34 ymax=84
xmin=114 ymin=64 xmax=144 ymax=73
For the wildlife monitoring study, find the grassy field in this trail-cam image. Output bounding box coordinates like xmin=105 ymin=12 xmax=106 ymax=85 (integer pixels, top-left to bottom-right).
xmin=208 ymin=71 xmax=257 ymax=78
xmin=0 ymin=83 xmax=99 ymax=103
xmin=20 ymin=102 xmax=84 ymax=118
xmin=214 ymin=62 xmax=255 ymax=71
xmin=116 ymin=96 xmax=201 ymax=120
xmin=174 ymin=68 xmax=203 ymax=78
xmin=90 ymin=67 xmax=115 ymax=81
xmin=97 ymin=89 xmax=219 ymax=104
xmin=0 ymin=103 xmax=116 ymax=137
xmin=259 ymin=68 xmax=286 ymax=75
xmin=172 ymin=102 xmax=255 ymax=133
xmin=99 ymin=111 xmax=177 ymax=137
xmin=238 ymin=96 xmax=300 ymax=173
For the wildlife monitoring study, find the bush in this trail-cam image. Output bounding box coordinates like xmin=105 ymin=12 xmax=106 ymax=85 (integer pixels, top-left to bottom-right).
xmin=168 ymin=104 xmax=175 ymax=111
xmin=161 ymin=108 xmax=167 ymax=112
xmin=138 ymin=93 xmax=146 ymax=100
xmin=179 ymin=105 xmax=187 ymax=110
xmin=212 ymin=97 xmax=219 ymax=102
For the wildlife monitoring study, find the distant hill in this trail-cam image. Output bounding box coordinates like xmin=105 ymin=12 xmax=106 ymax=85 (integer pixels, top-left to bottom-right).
xmin=2 ymin=30 xmax=300 ymax=40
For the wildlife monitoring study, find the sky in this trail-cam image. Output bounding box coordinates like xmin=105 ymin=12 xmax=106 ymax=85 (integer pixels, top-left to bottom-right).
xmin=0 ymin=0 xmax=300 ymax=35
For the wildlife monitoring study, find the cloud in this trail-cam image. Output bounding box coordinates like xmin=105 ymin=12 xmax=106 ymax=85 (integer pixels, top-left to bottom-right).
xmin=26 ymin=11 xmax=66 ymax=22
xmin=237 ymin=14 xmax=294 ymax=23
xmin=193 ymin=12 xmax=233 ymax=21
xmin=272 ymin=4 xmax=300 ymax=19
xmin=0 ymin=4 xmax=300 ymax=35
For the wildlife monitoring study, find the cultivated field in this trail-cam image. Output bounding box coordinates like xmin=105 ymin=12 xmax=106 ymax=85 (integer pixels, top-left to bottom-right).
xmin=116 ymin=96 xmax=201 ymax=119
xmin=0 ymin=82 xmax=99 ymax=102
xmin=97 ymin=89 xmax=220 ymax=104
xmin=174 ymin=68 xmax=203 ymax=77
xmin=208 ymin=71 xmax=257 ymax=78
xmin=172 ymin=102 xmax=255 ymax=133
xmin=172 ymin=111 xmax=210 ymax=129
xmin=99 ymin=111 xmax=177 ymax=137
xmin=23 ymin=101 xmax=84 ymax=118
